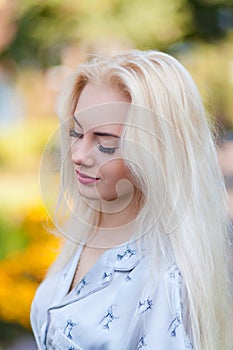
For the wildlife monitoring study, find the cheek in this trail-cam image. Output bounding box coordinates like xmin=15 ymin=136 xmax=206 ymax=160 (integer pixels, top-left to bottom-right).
xmin=100 ymin=159 xmax=126 ymax=181
xmin=100 ymin=159 xmax=129 ymax=183
xmin=98 ymin=159 xmax=134 ymax=200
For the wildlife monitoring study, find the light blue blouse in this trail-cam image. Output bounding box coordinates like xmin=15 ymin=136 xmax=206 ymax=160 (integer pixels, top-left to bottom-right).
xmin=30 ymin=239 xmax=193 ymax=349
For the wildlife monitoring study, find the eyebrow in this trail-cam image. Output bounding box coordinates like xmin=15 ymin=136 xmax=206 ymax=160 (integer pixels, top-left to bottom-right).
xmin=73 ymin=115 xmax=120 ymax=138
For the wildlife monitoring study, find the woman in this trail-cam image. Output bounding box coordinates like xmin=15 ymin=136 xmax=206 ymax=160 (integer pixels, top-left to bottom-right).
xmin=31 ymin=50 xmax=232 ymax=349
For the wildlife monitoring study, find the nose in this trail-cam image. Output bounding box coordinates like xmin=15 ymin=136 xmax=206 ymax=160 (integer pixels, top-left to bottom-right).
xmin=71 ymin=139 xmax=95 ymax=167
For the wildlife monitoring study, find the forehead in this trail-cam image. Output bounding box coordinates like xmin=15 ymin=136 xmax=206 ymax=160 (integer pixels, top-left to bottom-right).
xmin=74 ymin=83 xmax=130 ymax=131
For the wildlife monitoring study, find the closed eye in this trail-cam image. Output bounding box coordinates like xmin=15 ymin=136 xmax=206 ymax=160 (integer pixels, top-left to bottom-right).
xmin=70 ymin=128 xmax=119 ymax=154
xmin=69 ymin=128 xmax=83 ymax=138
xmin=98 ymin=144 xmax=117 ymax=154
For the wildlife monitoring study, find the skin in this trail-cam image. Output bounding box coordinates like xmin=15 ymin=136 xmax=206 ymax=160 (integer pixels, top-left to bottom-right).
xmin=71 ymin=83 xmax=141 ymax=232
xmin=69 ymin=83 xmax=142 ymax=288
xmin=71 ymin=86 xmax=131 ymax=202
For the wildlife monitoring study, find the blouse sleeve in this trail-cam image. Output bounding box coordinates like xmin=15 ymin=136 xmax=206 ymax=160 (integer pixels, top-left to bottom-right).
xmin=135 ymin=264 xmax=193 ymax=350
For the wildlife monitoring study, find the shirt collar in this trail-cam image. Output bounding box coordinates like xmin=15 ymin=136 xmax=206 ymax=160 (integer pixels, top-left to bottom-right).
xmin=113 ymin=240 xmax=144 ymax=271
xmin=52 ymin=238 xmax=145 ymax=306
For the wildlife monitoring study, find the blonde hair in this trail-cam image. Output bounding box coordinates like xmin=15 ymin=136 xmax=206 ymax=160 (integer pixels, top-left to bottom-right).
xmin=51 ymin=50 xmax=232 ymax=349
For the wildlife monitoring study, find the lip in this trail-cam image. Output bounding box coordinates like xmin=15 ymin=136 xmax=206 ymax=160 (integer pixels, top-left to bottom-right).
xmin=76 ymin=170 xmax=100 ymax=184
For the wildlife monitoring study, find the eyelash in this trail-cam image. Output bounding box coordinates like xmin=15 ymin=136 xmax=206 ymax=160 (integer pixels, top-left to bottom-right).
xmin=69 ymin=128 xmax=117 ymax=155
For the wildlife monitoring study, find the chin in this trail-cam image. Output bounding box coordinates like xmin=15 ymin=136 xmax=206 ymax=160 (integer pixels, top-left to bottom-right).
xmin=78 ymin=189 xmax=101 ymax=201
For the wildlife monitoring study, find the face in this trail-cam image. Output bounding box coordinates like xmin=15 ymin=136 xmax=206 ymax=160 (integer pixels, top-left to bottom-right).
xmin=70 ymin=83 xmax=135 ymax=202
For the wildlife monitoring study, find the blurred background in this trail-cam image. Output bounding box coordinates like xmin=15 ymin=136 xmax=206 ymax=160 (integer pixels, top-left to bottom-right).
xmin=0 ymin=0 xmax=232 ymax=348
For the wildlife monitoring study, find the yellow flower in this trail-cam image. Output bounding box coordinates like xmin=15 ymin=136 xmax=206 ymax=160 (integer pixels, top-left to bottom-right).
xmin=0 ymin=205 xmax=61 ymax=328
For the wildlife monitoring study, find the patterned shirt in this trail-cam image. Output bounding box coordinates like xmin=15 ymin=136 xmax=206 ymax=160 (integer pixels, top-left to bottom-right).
xmin=30 ymin=239 xmax=193 ymax=350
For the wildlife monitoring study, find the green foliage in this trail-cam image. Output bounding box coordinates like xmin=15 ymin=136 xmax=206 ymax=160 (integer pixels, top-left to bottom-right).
xmin=0 ymin=321 xmax=33 ymax=348
xmin=0 ymin=119 xmax=57 ymax=170
xmin=2 ymin=2 xmax=80 ymax=67
xmin=186 ymin=0 xmax=233 ymax=41
xmin=74 ymin=0 xmax=191 ymax=50
xmin=2 ymin=0 xmax=232 ymax=67
xmin=177 ymin=36 xmax=233 ymax=128
xmin=0 ymin=216 xmax=28 ymax=260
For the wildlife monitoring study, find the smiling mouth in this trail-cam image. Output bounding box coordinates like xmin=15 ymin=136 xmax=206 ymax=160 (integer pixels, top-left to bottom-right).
xmin=77 ymin=171 xmax=100 ymax=180
xmin=76 ymin=170 xmax=100 ymax=184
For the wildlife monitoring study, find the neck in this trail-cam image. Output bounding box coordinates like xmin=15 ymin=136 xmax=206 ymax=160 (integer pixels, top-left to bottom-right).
xmin=86 ymin=189 xmax=142 ymax=249
xmin=98 ymin=188 xmax=141 ymax=228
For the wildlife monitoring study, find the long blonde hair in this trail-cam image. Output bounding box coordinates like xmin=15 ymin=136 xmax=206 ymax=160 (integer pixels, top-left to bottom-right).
xmin=51 ymin=50 xmax=232 ymax=349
